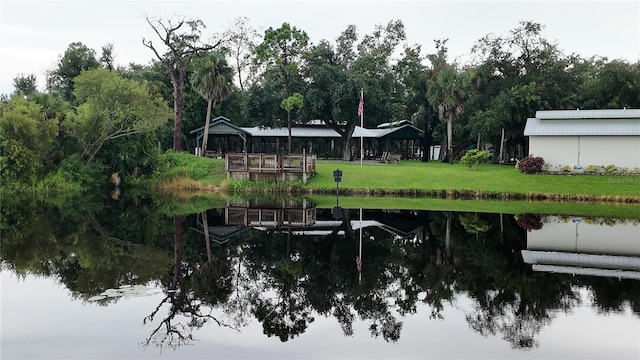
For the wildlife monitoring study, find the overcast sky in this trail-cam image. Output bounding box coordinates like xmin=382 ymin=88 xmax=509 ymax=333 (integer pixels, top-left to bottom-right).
xmin=1 ymin=0 xmax=639 ymax=95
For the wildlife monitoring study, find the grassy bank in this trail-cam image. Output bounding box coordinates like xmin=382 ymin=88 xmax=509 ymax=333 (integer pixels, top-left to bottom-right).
xmin=152 ymin=153 xmax=640 ymax=204
xmin=308 ymin=161 xmax=640 ymax=201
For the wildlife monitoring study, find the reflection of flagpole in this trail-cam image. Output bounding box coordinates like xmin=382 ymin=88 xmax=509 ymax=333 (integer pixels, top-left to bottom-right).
xmin=359 ymin=89 xmax=364 ymax=166
xmin=359 ymin=208 xmax=363 ymax=285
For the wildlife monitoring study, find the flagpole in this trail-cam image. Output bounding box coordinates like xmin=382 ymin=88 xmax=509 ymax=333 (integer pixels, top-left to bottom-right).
xmin=360 ymin=89 xmax=364 ymax=167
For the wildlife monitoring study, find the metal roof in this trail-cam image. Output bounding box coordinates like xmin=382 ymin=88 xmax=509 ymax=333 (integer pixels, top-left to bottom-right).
xmin=353 ymin=124 xmax=423 ymax=139
xmin=536 ymin=108 xmax=640 ymax=120
xmin=524 ymin=109 xmax=640 ymax=136
xmin=245 ymin=126 xmax=341 ymax=138
xmin=192 ymin=121 xmax=424 ymax=139
xmin=189 ymin=116 xmax=250 ymax=135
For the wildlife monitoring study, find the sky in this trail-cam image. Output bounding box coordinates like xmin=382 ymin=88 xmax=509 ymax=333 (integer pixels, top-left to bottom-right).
xmin=0 ymin=0 xmax=639 ymax=95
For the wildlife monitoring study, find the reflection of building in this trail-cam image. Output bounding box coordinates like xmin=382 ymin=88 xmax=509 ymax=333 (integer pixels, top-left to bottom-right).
xmin=225 ymin=199 xmax=316 ymax=228
xmin=521 ymin=216 xmax=640 ymax=280
xmin=192 ymin=204 xmax=423 ymax=242
xmin=282 ymin=219 xmax=412 ymax=237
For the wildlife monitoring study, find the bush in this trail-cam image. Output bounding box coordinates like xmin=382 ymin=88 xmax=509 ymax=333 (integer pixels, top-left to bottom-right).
xmin=518 ymin=155 xmax=544 ymax=174
xmin=460 ymin=149 xmax=492 ymax=168
xmin=515 ymin=214 xmax=543 ymax=231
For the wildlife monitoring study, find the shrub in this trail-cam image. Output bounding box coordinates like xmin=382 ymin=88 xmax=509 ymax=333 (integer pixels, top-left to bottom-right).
xmin=518 ymin=155 xmax=544 ymax=174
xmin=460 ymin=149 xmax=492 ymax=168
xmin=584 ymin=165 xmax=600 ymax=173
xmin=515 ymin=214 xmax=543 ymax=231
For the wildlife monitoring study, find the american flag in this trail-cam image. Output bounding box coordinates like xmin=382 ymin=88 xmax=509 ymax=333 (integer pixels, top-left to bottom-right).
xmin=357 ymin=96 xmax=364 ymax=116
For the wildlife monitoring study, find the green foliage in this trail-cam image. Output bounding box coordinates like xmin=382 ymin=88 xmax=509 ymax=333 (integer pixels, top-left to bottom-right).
xmin=577 ymin=59 xmax=640 ymax=109
xmin=46 ymin=42 xmax=101 ymax=102
xmin=57 ymin=154 xmax=107 ymax=190
xmin=460 ymin=149 xmax=492 ymax=168
xmin=94 ymin=132 xmax=160 ymax=178
xmin=459 ymin=213 xmax=491 ymax=233
xmin=154 ymin=150 xmax=226 ymax=183
xmin=190 ymin=51 xmax=235 ymax=153
xmin=280 ymin=92 xmax=304 ymax=112
xmin=13 ymin=73 xmax=38 ymax=96
xmin=426 ymin=41 xmax=470 ymax=164
xmin=69 ymin=68 xmax=171 ymax=162
xmin=190 ymin=51 xmax=234 ymax=105
xmin=0 ymin=96 xmax=58 ymax=185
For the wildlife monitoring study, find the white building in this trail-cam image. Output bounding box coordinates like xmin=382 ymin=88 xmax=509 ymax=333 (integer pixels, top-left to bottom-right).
xmin=524 ymin=109 xmax=640 ymax=171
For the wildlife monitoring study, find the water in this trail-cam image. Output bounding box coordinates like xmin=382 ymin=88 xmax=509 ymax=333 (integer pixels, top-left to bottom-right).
xmin=2 ymin=197 xmax=639 ymax=359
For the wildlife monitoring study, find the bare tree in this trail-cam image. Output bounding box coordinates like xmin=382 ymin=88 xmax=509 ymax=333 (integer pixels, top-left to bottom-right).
xmin=142 ymin=16 xmax=221 ymax=151
xmin=223 ymin=17 xmax=260 ymax=91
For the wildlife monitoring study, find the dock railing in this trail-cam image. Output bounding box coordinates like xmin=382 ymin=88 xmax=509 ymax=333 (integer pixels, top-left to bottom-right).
xmin=226 ymin=152 xmax=316 ymax=183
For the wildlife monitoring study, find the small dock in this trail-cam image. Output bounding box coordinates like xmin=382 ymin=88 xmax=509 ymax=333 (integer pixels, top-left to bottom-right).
xmin=226 ymin=153 xmax=316 ymax=183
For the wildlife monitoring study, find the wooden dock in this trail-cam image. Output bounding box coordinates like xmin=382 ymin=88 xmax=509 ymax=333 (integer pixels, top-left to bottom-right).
xmin=226 ymin=153 xmax=316 ymax=183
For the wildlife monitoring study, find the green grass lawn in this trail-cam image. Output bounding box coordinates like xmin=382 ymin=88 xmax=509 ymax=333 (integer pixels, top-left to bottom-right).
xmin=152 ymin=153 xmax=639 ymax=217
xmin=155 ymin=153 xmax=640 ymax=202
xmin=307 ymin=160 xmax=640 ymax=198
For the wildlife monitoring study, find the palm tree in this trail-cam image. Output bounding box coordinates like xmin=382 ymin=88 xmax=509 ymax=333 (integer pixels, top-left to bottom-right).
xmin=280 ymin=92 xmax=304 ymax=153
xmin=190 ymin=52 xmax=234 ymax=156
xmin=426 ymin=44 xmax=469 ymax=165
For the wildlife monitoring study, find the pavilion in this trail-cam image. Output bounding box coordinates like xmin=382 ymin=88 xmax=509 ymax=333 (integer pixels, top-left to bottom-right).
xmin=189 ymin=116 xmax=425 ymax=159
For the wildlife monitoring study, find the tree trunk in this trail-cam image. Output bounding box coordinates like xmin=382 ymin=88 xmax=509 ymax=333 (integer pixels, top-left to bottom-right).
xmin=447 ymin=116 xmax=453 ymax=165
xmin=498 ymin=127 xmax=505 ymax=163
xmin=172 ymin=78 xmax=183 ymax=151
xmin=445 ymin=212 xmax=451 ymax=255
xmin=342 ymin=134 xmax=354 ymax=161
xmin=202 ymin=212 xmax=212 ymax=262
xmin=200 ymin=98 xmax=214 ymax=156
xmin=287 ymin=110 xmax=292 ymax=153
xmin=421 ymin=131 xmax=431 ymax=162
xmin=173 ymin=215 xmax=183 ymax=286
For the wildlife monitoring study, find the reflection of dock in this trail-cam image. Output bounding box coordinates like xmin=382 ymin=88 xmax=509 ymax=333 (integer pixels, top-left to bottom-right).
xmin=226 ymin=153 xmax=316 ymax=183
xmin=522 ymin=216 xmax=640 ymax=280
xmin=225 ymin=199 xmax=316 ymax=228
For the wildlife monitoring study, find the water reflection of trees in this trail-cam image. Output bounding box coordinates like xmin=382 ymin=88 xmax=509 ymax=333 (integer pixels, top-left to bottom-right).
xmin=3 ymin=196 xmax=640 ymax=350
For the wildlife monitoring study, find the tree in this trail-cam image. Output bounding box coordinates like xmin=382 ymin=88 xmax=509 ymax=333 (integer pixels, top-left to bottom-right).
xmin=466 ymin=21 xmax=575 ymax=158
xmin=223 ymin=17 xmax=261 ymax=91
xmin=143 ymin=16 xmax=221 ymax=151
xmin=254 ymin=22 xmax=309 ymax=99
xmin=0 ymin=96 xmax=58 ymax=185
xmin=427 ymin=41 xmax=469 ymax=164
xmin=99 ymin=43 xmax=116 ymax=71
xmin=13 ymin=74 xmax=38 ymax=96
xmin=190 ymin=51 xmax=234 ymax=156
xmin=250 ymin=23 xmax=308 ymax=153
xmin=280 ymin=92 xmax=304 ymax=153
xmin=302 ymin=21 xmax=407 ymax=160
xmin=395 ymin=45 xmax=440 ymax=162
xmin=577 ymin=58 xmax=640 ymax=109
xmin=46 ymin=42 xmax=100 ymax=102
xmin=70 ymin=68 xmax=171 ymax=162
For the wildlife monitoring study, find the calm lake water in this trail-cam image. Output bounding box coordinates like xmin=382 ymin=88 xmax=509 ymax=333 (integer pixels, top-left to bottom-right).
xmin=2 ymin=196 xmax=639 ymax=359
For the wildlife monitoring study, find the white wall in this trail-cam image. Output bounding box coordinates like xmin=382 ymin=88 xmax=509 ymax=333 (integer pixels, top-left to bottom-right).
xmin=526 ymin=216 xmax=640 ymax=256
xmin=529 ymin=135 xmax=640 ymax=170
